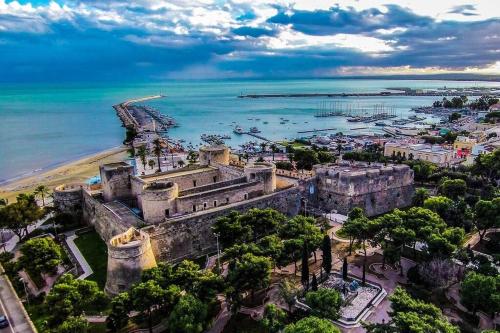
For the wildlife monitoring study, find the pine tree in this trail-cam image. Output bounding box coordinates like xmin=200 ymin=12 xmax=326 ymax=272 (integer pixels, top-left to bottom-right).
xmin=301 ymin=241 xmax=309 ymax=290
xmin=321 ymin=234 xmax=332 ymax=277
xmin=311 ymin=274 xmax=318 ymax=291
xmin=342 ymin=257 xmax=348 ymax=280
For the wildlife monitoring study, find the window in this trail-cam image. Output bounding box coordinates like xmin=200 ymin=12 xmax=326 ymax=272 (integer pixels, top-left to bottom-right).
xmin=244 ymin=193 xmax=248 ymax=200
xmin=193 ymin=205 xmax=196 ymax=212
xmin=203 ymin=202 xmax=207 ymax=209
xmin=213 ymin=176 xmax=217 ymax=183
xmin=193 ymin=180 xmax=197 ymax=187
xmin=226 ymin=197 xmax=230 ymax=204
xmin=250 ymin=173 xmax=255 ymax=180
xmin=214 ymin=200 xmax=217 ymax=207
xmin=165 ymin=209 xmax=170 ymax=217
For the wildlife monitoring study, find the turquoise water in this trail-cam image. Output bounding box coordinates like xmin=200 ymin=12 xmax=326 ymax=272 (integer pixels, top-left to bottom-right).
xmin=1 ymin=79 xmax=499 ymax=183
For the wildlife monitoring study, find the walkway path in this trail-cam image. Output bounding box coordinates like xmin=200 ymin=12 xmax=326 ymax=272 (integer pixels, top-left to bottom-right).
xmin=65 ymin=232 xmax=93 ymax=279
xmin=2 ymin=212 xmax=54 ymax=253
xmin=0 ymin=265 xmax=36 ymax=333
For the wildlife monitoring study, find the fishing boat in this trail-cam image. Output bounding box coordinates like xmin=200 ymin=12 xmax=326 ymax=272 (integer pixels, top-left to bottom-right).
xmin=347 ymin=117 xmax=362 ymax=122
xmin=233 ymin=126 xmax=245 ymax=134
xmin=250 ymin=127 xmax=261 ymax=133
xmin=375 ymin=122 xmax=386 ymax=126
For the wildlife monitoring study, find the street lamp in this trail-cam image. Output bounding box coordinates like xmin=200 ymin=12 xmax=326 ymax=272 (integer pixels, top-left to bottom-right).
xmin=214 ymin=233 xmax=221 ymax=273
xmin=19 ymin=278 xmax=29 ymax=306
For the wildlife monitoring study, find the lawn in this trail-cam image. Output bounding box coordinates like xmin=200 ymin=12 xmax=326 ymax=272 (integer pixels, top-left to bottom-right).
xmin=74 ymin=231 xmax=108 ymax=289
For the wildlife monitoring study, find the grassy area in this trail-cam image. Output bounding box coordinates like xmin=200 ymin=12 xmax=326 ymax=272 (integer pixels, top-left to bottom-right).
xmin=88 ymin=322 xmax=107 ymax=333
xmin=74 ymin=231 xmax=108 ymax=289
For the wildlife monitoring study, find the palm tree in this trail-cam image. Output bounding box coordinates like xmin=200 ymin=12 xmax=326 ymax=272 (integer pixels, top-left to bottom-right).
xmin=260 ymin=142 xmax=267 ymax=156
xmin=136 ymin=145 xmax=148 ymax=170
xmin=336 ymin=143 xmax=342 ymax=155
xmin=152 ymin=138 xmax=163 ymax=172
xmin=177 ymin=160 xmax=185 ymax=168
xmin=148 ymin=159 xmax=155 ymax=170
xmin=270 ymin=144 xmax=278 ymax=161
xmin=34 ymin=185 xmax=50 ymax=206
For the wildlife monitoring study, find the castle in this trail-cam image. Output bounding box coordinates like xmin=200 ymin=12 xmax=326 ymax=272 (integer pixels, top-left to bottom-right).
xmin=54 ymin=146 xmax=414 ymax=295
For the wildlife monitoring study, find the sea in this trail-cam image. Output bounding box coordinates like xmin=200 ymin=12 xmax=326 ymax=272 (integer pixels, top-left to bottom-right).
xmin=1 ymin=79 xmax=499 ymax=184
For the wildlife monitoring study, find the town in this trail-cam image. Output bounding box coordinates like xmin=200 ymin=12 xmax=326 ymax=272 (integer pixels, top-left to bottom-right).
xmin=0 ymin=92 xmax=499 ymax=333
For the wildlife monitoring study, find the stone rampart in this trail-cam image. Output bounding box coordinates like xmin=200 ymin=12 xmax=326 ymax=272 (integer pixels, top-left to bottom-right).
xmin=82 ymin=191 xmax=132 ymax=241
xmin=142 ymin=187 xmax=302 ymax=262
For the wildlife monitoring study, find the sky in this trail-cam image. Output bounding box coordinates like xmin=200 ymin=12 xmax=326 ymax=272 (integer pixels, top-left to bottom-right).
xmin=0 ymin=0 xmax=499 ymax=81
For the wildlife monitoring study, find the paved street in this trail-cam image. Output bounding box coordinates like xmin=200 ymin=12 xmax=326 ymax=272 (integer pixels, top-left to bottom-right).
xmin=0 ymin=266 xmax=36 ymax=333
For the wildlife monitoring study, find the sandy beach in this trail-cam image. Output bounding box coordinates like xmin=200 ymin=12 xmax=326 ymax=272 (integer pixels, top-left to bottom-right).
xmin=0 ymin=146 xmax=129 ymax=203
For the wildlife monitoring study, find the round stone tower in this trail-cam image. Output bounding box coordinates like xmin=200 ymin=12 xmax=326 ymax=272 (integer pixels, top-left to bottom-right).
xmin=244 ymin=162 xmax=276 ymax=194
xmin=53 ymin=183 xmax=85 ymax=214
xmin=105 ymin=228 xmax=157 ymax=296
xmin=140 ymin=181 xmax=178 ymax=223
xmin=199 ymin=145 xmax=230 ymax=166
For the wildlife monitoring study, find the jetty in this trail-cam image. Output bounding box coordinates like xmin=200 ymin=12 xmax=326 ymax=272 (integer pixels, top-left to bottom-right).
xmin=113 ymin=95 xmax=167 ymax=133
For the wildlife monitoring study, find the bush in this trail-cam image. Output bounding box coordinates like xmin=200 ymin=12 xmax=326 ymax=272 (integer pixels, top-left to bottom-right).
xmin=275 ymin=161 xmax=293 ymax=171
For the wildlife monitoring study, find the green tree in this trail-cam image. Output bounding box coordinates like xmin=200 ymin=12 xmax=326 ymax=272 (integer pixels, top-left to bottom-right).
xmin=46 ymin=274 xmax=107 ymax=327
xmin=136 ymin=145 xmax=148 ymax=170
xmin=412 ymin=188 xmax=430 ymax=207
xmin=279 ymin=215 xmax=323 ymax=262
xmin=261 ymin=304 xmax=287 ymax=333
xmin=258 ymin=235 xmax=284 ymax=269
xmin=167 ymin=294 xmax=208 ymax=333
xmin=387 ymin=287 xmax=459 ymax=333
xmin=212 ymin=211 xmax=252 ymax=248
xmin=305 ymin=289 xmax=342 ymax=321
xmin=152 ymin=138 xmax=163 ymax=172
xmin=321 ymin=234 xmax=332 ymax=276
xmin=311 ymin=274 xmax=319 ymax=291
xmin=0 ymin=194 xmax=45 ymax=241
xmin=438 ymin=179 xmax=466 ymax=200
xmin=473 ymin=198 xmax=500 ymax=242
xmin=301 ymin=241 xmax=310 ymax=290
xmin=460 ymin=272 xmax=500 ymax=315
xmin=106 ymin=292 xmax=131 ymax=332
xmin=56 ymin=316 xmax=89 ymax=333
xmin=20 ymin=236 xmax=62 ymax=276
xmin=34 ymin=185 xmax=50 ymax=206
xmin=238 ymin=208 xmax=287 ymax=241
xmin=130 ymin=280 xmax=168 ymax=333
xmin=278 ymin=278 xmax=299 ymax=312
xmin=283 ymin=316 xmax=340 ymax=333
xmin=227 ymin=253 xmax=272 ymax=302
xmin=317 ymin=151 xmax=335 ymax=164
xmin=293 ymin=149 xmax=319 ymax=170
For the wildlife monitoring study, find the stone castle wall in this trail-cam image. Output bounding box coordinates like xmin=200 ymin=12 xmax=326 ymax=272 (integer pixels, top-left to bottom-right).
xmin=82 ymin=191 xmax=132 ymax=241
xmin=176 ymin=181 xmax=264 ymax=214
xmin=142 ymin=186 xmax=302 ymax=263
xmin=313 ymin=164 xmax=414 ymax=216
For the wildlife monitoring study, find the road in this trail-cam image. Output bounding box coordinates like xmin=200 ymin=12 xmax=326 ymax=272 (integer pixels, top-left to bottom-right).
xmin=0 ymin=265 xmax=36 ymax=333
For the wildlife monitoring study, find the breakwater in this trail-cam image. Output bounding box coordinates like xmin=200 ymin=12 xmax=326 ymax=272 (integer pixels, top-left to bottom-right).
xmin=238 ymin=91 xmax=499 ymax=98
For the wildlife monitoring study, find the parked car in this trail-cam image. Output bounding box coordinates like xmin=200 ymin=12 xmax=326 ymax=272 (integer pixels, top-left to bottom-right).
xmin=0 ymin=316 xmax=9 ymax=329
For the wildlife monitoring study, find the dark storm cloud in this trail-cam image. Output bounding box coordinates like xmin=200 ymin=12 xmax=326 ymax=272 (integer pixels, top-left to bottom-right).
xmin=0 ymin=1 xmax=498 ymax=81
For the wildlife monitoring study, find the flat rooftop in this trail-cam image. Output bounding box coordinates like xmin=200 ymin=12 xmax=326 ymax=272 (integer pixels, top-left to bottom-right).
xmin=138 ymin=166 xmax=217 ymax=183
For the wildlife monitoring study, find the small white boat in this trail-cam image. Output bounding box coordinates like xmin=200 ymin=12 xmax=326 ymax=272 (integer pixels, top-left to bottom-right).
xmin=250 ymin=127 xmax=260 ymax=133
xmin=233 ymin=126 xmax=245 ymax=134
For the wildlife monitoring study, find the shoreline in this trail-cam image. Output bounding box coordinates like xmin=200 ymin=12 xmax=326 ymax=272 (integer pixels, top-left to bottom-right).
xmin=0 ymin=146 xmax=129 ymax=203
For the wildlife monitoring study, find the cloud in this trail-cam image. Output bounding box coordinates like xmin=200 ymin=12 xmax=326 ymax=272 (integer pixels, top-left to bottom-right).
xmin=448 ymin=4 xmax=478 ymax=16
xmin=0 ymin=0 xmax=499 ymax=81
